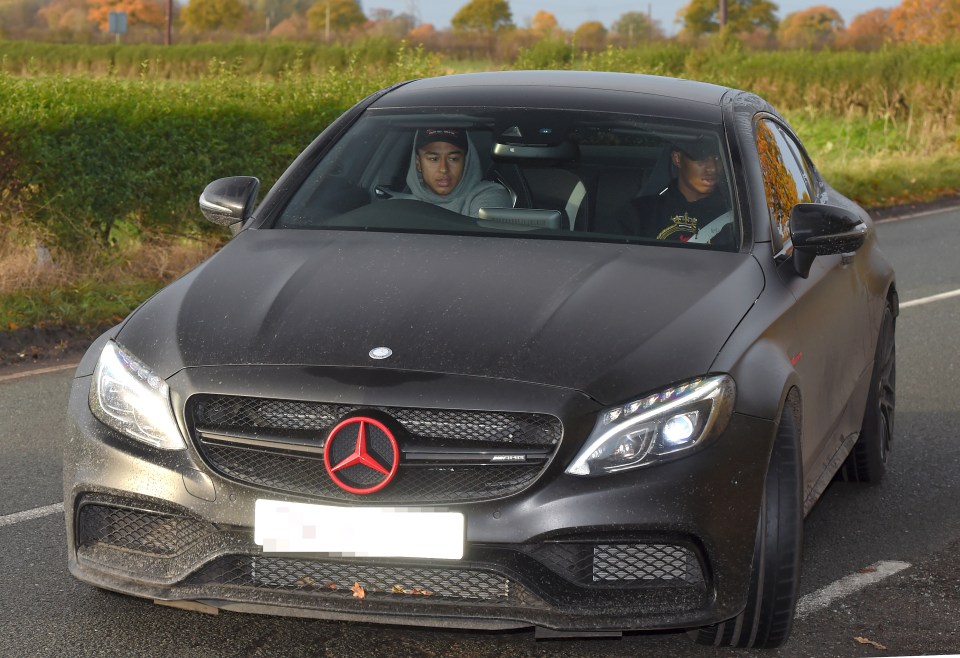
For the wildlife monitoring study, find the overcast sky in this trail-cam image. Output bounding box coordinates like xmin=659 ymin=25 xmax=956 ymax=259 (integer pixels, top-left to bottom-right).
xmin=369 ymin=0 xmax=895 ymax=33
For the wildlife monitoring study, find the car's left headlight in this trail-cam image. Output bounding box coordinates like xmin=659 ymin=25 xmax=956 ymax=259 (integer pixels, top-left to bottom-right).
xmin=566 ymin=375 xmax=735 ymax=476
xmin=89 ymin=341 xmax=186 ymax=450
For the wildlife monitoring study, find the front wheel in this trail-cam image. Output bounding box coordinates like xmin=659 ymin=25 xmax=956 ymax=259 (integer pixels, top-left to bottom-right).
xmin=693 ymin=392 xmax=803 ymax=649
xmin=841 ymin=301 xmax=896 ymax=483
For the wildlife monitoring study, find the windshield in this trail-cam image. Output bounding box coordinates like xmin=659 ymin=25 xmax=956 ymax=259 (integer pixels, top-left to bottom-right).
xmin=275 ymin=107 xmax=738 ymax=250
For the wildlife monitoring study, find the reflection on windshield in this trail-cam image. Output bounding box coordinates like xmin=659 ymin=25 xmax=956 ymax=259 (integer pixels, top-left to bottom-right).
xmin=275 ymin=108 xmax=738 ymax=251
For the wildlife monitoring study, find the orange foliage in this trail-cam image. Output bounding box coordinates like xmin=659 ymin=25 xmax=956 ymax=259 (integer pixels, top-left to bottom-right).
xmin=888 ymin=0 xmax=960 ymax=44
xmin=778 ymin=5 xmax=843 ymax=50
xmin=756 ymin=122 xmax=800 ymax=243
xmin=573 ymin=20 xmax=606 ymax=50
xmin=269 ymin=13 xmax=308 ymax=38
xmin=38 ymin=0 xmax=91 ymax=30
xmin=837 ymin=8 xmax=892 ymax=50
xmin=530 ymin=9 xmax=558 ymax=36
xmin=87 ymin=0 xmax=165 ymax=31
xmin=408 ymin=22 xmax=436 ymax=41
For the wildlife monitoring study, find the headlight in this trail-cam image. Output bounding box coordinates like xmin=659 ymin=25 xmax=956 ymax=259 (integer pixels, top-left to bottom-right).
xmin=566 ymin=375 xmax=735 ymax=476
xmin=89 ymin=341 xmax=186 ymax=450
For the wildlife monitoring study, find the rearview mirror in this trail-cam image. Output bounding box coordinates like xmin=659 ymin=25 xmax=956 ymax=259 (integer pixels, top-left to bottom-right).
xmin=199 ymin=176 xmax=260 ymax=229
xmin=789 ymin=203 xmax=867 ymax=278
xmin=492 ymin=141 xmax=578 ymax=161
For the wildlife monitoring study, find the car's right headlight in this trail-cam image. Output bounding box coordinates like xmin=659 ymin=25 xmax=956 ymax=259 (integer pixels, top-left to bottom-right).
xmin=89 ymin=341 xmax=186 ymax=450
xmin=566 ymin=375 xmax=735 ymax=476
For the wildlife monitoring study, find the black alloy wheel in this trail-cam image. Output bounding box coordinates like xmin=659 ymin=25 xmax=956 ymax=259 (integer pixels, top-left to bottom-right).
xmin=693 ymin=390 xmax=803 ymax=649
xmin=841 ymin=301 xmax=896 ymax=483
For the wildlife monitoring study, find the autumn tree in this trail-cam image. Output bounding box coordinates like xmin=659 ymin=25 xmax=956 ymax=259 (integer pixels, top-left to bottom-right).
xmin=367 ymin=8 xmax=416 ymax=37
xmin=573 ymin=20 xmax=607 ymax=50
xmin=529 ymin=9 xmax=558 ymax=37
xmin=269 ymin=12 xmax=308 ymax=37
xmin=678 ymin=0 xmax=778 ymax=38
xmin=888 ymin=0 xmax=960 ymax=44
xmin=87 ymin=0 xmax=165 ymax=31
xmin=408 ymin=21 xmax=436 ymax=41
xmin=836 ymin=8 xmax=892 ymax=50
xmin=37 ymin=0 xmax=93 ymax=34
xmin=180 ymin=0 xmax=246 ymax=31
xmin=305 ymin=0 xmax=365 ymax=34
xmin=451 ymin=0 xmax=513 ymax=32
xmin=610 ymin=11 xmax=663 ymax=45
xmin=778 ymin=5 xmax=842 ymax=49
xmin=251 ymin=0 xmax=313 ymax=26
xmin=0 ymin=0 xmax=46 ymax=37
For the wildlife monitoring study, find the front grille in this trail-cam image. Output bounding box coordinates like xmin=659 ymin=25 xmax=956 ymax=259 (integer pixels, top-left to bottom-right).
xmin=193 ymin=397 xmax=560 ymax=445
xmin=188 ymin=395 xmax=562 ymax=504
xmin=77 ymin=504 xmax=213 ymax=556
xmin=187 ymin=555 xmax=541 ymax=606
xmin=523 ymin=542 xmax=705 ymax=588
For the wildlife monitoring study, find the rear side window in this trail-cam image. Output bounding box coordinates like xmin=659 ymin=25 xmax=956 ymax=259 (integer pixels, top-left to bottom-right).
xmin=755 ymin=119 xmax=814 ymax=254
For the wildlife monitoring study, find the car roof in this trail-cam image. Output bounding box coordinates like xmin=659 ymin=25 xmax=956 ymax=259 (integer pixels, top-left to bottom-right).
xmin=369 ymin=71 xmax=733 ymax=123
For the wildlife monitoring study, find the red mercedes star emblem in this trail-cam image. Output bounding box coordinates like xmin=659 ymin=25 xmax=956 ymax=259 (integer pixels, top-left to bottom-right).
xmin=323 ymin=416 xmax=400 ymax=494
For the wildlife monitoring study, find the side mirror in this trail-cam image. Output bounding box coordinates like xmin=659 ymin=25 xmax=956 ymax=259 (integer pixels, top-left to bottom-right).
xmin=199 ymin=176 xmax=260 ymax=229
xmin=789 ymin=203 xmax=868 ymax=278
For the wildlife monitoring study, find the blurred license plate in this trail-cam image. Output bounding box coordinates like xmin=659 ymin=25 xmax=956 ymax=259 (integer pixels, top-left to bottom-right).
xmin=254 ymin=499 xmax=464 ymax=559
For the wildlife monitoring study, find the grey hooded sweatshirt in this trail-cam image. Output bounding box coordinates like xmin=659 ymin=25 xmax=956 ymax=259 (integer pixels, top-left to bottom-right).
xmin=391 ymin=133 xmax=512 ymax=218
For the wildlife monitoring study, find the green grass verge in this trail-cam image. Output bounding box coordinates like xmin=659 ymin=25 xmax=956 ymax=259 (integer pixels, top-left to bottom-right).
xmin=0 ymin=279 xmax=163 ymax=331
xmin=787 ymin=111 xmax=960 ymax=207
xmin=821 ymin=152 xmax=960 ymax=208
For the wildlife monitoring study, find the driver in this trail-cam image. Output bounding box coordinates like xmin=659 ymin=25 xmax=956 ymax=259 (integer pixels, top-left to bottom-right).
xmin=619 ymin=136 xmax=731 ymax=245
xmin=395 ymin=128 xmax=511 ymax=218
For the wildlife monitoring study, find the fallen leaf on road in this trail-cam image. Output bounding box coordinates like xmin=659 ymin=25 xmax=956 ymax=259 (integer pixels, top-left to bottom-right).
xmin=323 ymin=581 xmax=338 ymax=590
xmin=854 ymin=636 xmax=887 ymax=650
xmin=857 ymin=567 xmax=878 ymax=574
xmin=351 ymin=581 xmax=366 ymax=599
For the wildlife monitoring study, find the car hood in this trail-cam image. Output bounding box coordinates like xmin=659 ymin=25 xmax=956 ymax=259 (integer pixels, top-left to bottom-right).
xmin=118 ymin=229 xmax=764 ymax=405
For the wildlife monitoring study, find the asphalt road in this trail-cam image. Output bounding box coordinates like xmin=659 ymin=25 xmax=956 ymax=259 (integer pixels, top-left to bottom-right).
xmin=2 ymin=208 xmax=960 ymax=657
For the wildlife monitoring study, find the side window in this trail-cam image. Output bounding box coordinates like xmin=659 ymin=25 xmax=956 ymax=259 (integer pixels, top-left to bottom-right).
xmin=755 ymin=119 xmax=813 ymax=253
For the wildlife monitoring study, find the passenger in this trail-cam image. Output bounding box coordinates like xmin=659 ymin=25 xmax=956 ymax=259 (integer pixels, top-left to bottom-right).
xmin=394 ymin=128 xmax=512 ymax=218
xmin=619 ymin=136 xmax=732 ymax=245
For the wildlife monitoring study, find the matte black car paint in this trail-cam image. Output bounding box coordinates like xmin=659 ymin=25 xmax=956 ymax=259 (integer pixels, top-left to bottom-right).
xmin=64 ymin=71 xmax=896 ymax=643
xmin=116 ymin=230 xmax=764 ymax=401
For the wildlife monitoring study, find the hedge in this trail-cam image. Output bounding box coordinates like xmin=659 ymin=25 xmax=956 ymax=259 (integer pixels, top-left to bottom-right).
xmin=0 ymin=44 xmax=439 ymax=248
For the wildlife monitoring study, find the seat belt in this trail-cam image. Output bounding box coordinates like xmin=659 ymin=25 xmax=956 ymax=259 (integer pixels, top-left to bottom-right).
xmin=688 ymin=210 xmax=733 ymax=244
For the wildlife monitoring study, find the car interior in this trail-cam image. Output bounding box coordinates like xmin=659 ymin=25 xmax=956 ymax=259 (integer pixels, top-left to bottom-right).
xmin=275 ymin=110 xmax=736 ymax=248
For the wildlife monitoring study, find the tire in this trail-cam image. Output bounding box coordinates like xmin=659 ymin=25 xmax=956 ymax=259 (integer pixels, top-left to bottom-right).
xmin=693 ymin=392 xmax=803 ymax=649
xmin=841 ymin=302 xmax=896 ymax=483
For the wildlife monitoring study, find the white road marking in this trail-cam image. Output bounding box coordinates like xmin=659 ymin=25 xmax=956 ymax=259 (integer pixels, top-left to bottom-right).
xmin=875 ymin=204 xmax=960 ymax=223
xmin=901 ymin=287 xmax=960 ymax=309
xmin=795 ymin=560 xmax=911 ymax=619
xmin=0 ymin=502 xmax=64 ymax=528
xmin=0 ymin=362 xmax=79 ymax=383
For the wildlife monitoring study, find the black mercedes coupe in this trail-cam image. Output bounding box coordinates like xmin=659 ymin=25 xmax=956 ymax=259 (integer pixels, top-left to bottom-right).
xmin=64 ymin=71 xmax=897 ymax=649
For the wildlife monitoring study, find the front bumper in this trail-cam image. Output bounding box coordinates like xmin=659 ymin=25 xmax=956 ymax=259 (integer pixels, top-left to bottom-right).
xmin=64 ymin=366 xmax=777 ymax=632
